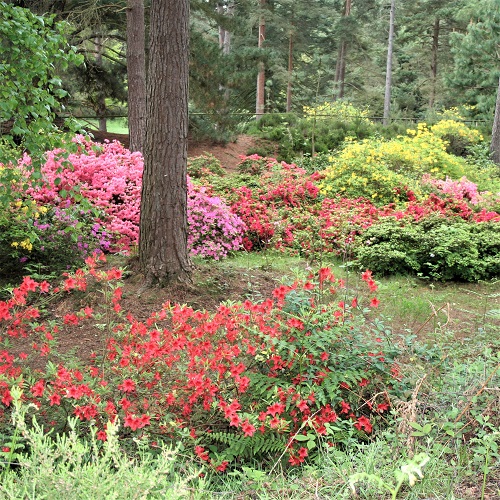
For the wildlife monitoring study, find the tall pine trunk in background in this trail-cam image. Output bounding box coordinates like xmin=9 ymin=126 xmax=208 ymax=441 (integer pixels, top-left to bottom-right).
xmin=256 ymin=0 xmax=266 ymax=120
xmin=95 ymin=36 xmax=107 ymax=132
xmin=429 ymin=17 xmax=440 ymax=109
xmin=286 ymin=30 xmax=293 ymax=112
xmin=126 ymin=0 xmax=146 ymax=152
xmin=383 ymin=0 xmax=395 ymax=126
xmin=334 ymin=0 xmax=351 ymax=100
xmin=139 ymin=0 xmax=192 ymax=286
xmin=491 ymin=74 xmax=500 ymax=164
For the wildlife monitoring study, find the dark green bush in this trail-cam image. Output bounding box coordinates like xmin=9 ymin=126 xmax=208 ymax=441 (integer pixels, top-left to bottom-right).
xmin=355 ymin=216 xmax=500 ymax=282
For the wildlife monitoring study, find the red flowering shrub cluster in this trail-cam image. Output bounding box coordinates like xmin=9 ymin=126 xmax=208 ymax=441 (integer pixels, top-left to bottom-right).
xmin=218 ymin=157 xmax=499 ymax=264
xmin=0 ymin=256 xmax=403 ymax=469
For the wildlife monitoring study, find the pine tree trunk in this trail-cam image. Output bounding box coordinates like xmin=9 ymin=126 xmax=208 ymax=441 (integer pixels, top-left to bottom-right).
xmin=429 ymin=18 xmax=440 ymax=109
xmin=139 ymin=0 xmax=192 ymax=286
xmin=95 ymin=36 xmax=107 ymax=132
xmin=383 ymin=0 xmax=395 ymax=126
xmin=334 ymin=0 xmax=351 ymax=100
xmin=126 ymin=0 xmax=147 ymax=152
xmin=491 ymin=74 xmax=500 ymax=164
xmin=256 ymin=0 xmax=266 ymax=120
xmin=286 ymin=31 xmax=293 ymax=113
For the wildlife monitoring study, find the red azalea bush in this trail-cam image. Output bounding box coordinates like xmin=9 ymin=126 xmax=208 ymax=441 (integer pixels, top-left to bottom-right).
xmin=0 ymin=257 xmax=403 ymax=469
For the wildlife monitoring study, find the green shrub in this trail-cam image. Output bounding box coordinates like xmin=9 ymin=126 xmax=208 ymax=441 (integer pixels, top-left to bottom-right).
xmin=187 ymin=153 xmax=225 ymax=179
xmin=355 ymin=216 xmax=500 ymax=281
xmin=0 ymin=199 xmax=108 ymax=281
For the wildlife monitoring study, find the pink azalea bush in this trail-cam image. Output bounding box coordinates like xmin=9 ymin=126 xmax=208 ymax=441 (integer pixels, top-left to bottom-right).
xmin=20 ymin=137 xmax=245 ymax=259
xmin=188 ymin=180 xmax=246 ymax=259
xmin=422 ymin=174 xmax=483 ymax=205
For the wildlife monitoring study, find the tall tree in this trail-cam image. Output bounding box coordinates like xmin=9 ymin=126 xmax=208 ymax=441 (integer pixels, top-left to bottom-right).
xmin=139 ymin=0 xmax=192 ymax=285
xmin=126 ymin=0 xmax=146 ymax=152
xmin=448 ymin=0 xmax=500 ymax=158
xmin=383 ymin=0 xmax=396 ymax=125
xmin=334 ymin=0 xmax=352 ymax=100
xmin=492 ymin=75 xmax=500 ymax=164
xmin=255 ymin=0 xmax=266 ymax=120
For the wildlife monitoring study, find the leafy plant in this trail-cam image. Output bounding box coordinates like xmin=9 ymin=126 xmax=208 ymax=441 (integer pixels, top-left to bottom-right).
xmin=355 ymin=216 xmax=500 ymax=281
xmin=0 ymin=257 xmax=402 ymax=469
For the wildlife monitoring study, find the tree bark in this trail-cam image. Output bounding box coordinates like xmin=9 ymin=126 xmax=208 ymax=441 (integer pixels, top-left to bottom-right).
xmin=95 ymin=36 xmax=107 ymax=132
xmin=256 ymin=0 xmax=266 ymax=120
xmin=491 ymin=74 xmax=500 ymax=164
xmin=334 ymin=0 xmax=351 ymax=100
xmin=126 ymin=0 xmax=147 ymax=153
xmin=286 ymin=30 xmax=293 ymax=113
xmin=139 ymin=0 xmax=192 ymax=286
xmin=383 ymin=0 xmax=395 ymax=126
xmin=429 ymin=17 xmax=440 ymax=109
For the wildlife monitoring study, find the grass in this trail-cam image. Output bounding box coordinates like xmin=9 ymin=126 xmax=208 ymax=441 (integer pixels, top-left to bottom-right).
xmin=83 ymin=118 xmax=129 ymax=134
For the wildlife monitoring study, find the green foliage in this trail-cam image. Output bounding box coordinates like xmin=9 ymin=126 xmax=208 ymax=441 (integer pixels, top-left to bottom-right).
xmin=0 ymin=391 xmax=201 ymax=499
xmin=0 ymin=3 xmax=83 ymax=167
xmin=0 ymin=198 xmax=108 ymax=281
xmin=355 ymin=216 xmax=500 ymax=281
xmin=187 ymin=153 xmax=225 ymax=179
xmin=448 ymin=0 xmax=500 ymax=118
xmin=249 ymin=104 xmax=375 ymax=162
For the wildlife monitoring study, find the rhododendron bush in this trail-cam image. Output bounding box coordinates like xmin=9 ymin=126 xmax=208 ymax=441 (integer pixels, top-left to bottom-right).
xmin=3 ymin=142 xmax=498 ymax=280
xmin=18 ymin=137 xmax=245 ymax=259
xmin=0 ymin=256 xmax=403 ymax=467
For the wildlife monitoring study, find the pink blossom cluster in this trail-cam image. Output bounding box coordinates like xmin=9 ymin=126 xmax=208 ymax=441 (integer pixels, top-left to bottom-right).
xmin=20 ymin=137 xmax=246 ymax=259
xmin=423 ymin=174 xmax=482 ymax=205
xmin=24 ymin=136 xmax=143 ymax=249
xmin=187 ymin=180 xmax=247 ymax=259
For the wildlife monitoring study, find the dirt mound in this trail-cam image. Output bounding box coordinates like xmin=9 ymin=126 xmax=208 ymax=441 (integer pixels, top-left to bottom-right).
xmin=88 ymin=131 xmax=265 ymax=170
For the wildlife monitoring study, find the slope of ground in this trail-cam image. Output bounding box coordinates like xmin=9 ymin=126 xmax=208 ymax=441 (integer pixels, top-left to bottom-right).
xmin=88 ymin=131 xmax=263 ymax=170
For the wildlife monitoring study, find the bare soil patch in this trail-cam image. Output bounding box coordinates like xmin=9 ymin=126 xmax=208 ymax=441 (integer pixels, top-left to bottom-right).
xmin=89 ymin=131 xmax=268 ymax=170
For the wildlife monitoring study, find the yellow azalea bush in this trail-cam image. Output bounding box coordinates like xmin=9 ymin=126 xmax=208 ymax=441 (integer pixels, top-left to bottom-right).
xmin=318 ymin=140 xmax=416 ymax=205
xmin=319 ymin=124 xmax=474 ymax=205
xmin=430 ymin=120 xmax=483 ymax=144
xmin=303 ymin=101 xmax=372 ymax=125
xmin=430 ymin=118 xmax=483 ymax=157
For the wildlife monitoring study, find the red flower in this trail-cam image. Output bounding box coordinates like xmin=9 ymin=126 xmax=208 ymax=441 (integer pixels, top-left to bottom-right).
xmin=31 ymin=380 xmax=45 ymax=397
xmin=96 ymin=430 xmax=107 ymax=441
xmin=49 ymin=393 xmax=61 ymax=406
xmin=118 ymin=379 xmax=136 ymax=393
xmin=340 ymin=401 xmax=351 ymax=414
xmin=354 ymin=415 xmax=372 ymax=433
xmin=377 ymin=402 xmax=390 ymax=413
xmin=241 ymin=419 xmax=256 ymax=437
xmin=370 ymin=297 xmax=380 ymax=308
xmin=194 ymin=446 xmax=210 ymax=462
xmin=215 ymin=461 xmax=229 ymax=472
xmin=297 ymin=400 xmax=309 ymax=412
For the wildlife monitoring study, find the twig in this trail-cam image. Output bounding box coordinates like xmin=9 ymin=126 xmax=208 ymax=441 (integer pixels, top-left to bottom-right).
xmin=454 ymin=361 xmax=500 ymax=423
